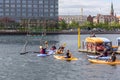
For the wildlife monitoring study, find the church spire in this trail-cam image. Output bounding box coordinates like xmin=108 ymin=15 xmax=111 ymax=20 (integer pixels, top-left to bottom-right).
xmin=110 ymin=2 xmax=114 ymax=16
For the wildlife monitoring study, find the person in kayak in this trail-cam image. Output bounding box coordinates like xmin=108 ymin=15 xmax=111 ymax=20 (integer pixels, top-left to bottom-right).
xmin=56 ymin=45 xmax=65 ymax=54
xmin=44 ymin=41 xmax=48 ymax=48
xmin=109 ymin=52 xmax=116 ymax=62
xmin=39 ymin=46 xmax=47 ymax=54
xmin=65 ymin=50 xmax=72 ymax=58
xmin=51 ymin=44 xmax=57 ymax=51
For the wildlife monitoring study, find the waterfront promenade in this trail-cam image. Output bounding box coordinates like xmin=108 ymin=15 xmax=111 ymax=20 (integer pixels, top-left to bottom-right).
xmin=0 ymin=30 xmax=120 ymax=35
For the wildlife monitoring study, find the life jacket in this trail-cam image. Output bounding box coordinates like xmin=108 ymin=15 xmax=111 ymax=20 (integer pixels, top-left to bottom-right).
xmin=40 ymin=48 xmax=46 ymax=54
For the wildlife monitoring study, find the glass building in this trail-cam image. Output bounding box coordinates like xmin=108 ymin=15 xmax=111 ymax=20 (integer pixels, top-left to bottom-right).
xmin=0 ymin=0 xmax=58 ymax=27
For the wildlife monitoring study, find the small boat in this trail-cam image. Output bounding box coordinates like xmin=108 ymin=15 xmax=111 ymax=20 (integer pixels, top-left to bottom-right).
xmin=78 ymin=37 xmax=114 ymax=54
xmin=37 ymin=50 xmax=55 ymax=57
xmin=53 ymin=55 xmax=78 ymax=61
xmin=87 ymin=55 xmax=110 ymax=60
xmin=88 ymin=59 xmax=120 ymax=65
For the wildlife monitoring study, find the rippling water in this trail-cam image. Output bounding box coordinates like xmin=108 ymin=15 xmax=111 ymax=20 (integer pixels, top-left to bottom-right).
xmin=0 ymin=34 xmax=120 ymax=80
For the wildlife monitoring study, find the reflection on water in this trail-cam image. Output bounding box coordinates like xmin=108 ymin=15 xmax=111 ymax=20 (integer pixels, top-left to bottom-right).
xmin=0 ymin=34 xmax=120 ymax=80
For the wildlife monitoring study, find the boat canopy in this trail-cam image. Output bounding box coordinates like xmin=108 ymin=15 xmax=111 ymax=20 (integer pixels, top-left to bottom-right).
xmin=85 ymin=37 xmax=111 ymax=43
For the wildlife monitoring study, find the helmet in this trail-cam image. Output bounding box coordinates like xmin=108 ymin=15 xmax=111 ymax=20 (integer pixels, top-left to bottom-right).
xmin=39 ymin=46 xmax=43 ymax=49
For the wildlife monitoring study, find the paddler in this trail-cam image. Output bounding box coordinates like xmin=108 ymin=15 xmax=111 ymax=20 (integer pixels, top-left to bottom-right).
xmin=65 ymin=50 xmax=72 ymax=58
xmin=39 ymin=46 xmax=47 ymax=54
xmin=109 ymin=52 xmax=116 ymax=62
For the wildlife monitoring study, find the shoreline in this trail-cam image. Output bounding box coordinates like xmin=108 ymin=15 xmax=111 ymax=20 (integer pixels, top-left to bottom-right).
xmin=0 ymin=31 xmax=120 ymax=35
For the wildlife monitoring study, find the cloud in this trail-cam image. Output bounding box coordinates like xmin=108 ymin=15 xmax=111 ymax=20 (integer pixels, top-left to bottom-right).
xmin=59 ymin=0 xmax=120 ymax=16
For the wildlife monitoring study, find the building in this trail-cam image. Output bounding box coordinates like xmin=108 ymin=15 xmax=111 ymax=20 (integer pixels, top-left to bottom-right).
xmin=93 ymin=3 xmax=119 ymax=24
xmin=87 ymin=15 xmax=93 ymax=23
xmin=59 ymin=15 xmax=87 ymax=25
xmin=0 ymin=0 xmax=58 ymax=28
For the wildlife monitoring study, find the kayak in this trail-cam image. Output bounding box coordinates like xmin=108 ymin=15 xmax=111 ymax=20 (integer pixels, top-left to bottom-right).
xmin=55 ymin=51 xmax=64 ymax=54
xmin=88 ymin=59 xmax=120 ymax=65
xmin=53 ymin=55 xmax=78 ymax=61
xmin=87 ymin=55 xmax=110 ymax=60
xmin=37 ymin=54 xmax=47 ymax=57
xmin=37 ymin=50 xmax=55 ymax=57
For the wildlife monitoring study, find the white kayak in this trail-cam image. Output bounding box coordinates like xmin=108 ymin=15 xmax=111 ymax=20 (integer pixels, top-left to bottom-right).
xmin=87 ymin=55 xmax=110 ymax=60
xmin=37 ymin=50 xmax=55 ymax=57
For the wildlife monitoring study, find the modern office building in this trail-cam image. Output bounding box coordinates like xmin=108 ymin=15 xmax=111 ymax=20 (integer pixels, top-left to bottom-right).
xmin=0 ymin=0 xmax=58 ymax=28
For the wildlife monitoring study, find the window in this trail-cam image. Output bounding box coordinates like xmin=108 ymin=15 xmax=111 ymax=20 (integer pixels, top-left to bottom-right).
xmin=0 ymin=0 xmax=4 ymax=3
xmin=0 ymin=4 xmax=3 ymax=7
xmin=16 ymin=4 xmax=21 ymax=8
xmin=33 ymin=9 xmax=38 ymax=13
xmin=50 ymin=9 xmax=54 ymax=12
xmin=22 ymin=1 xmax=26 ymax=4
xmin=39 ymin=14 xmax=43 ymax=17
xmin=44 ymin=5 xmax=48 ymax=8
xmin=28 ymin=13 xmax=32 ymax=17
xmin=33 ymin=1 xmax=38 ymax=4
xmin=11 ymin=4 xmax=15 ymax=8
xmin=28 ymin=0 xmax=32 ymax=4
xmin=5 ymin=9 xmax=9 ymax=12
xmin=0 ymin=9 xmax=3 ymax=12
xmin=44 ymin=9 xmax=48 ymax=12
xmin=22 ymin=5 xmax=26 ymax=8
xmin=22 ymin=9 xmax=26 ymax=12
xmin=5 ymin=12 xmax=9 ymax=16
xmin=39 ymin=1 xmax=43 ymax=4
xmin=39 ymin=5 xmax=43 ymax=8
xmin=10 ymin=0 xmax=15 ymax=3
xmin=16 ymin=0 xmax=21 ymax=3
xmin=22 ymin=13 xmax=26 ymax=16
xmin=11 ymin=9 xmax=15 ymax=12
xmin=5 ymin=4 xmax=9 ymax=7
xmin=33 ymin=5 xmax=38 ymax=8
xmin=28 ymin=5 xmax=32 ymax=8
xmin=16 ymin=8 xmax=21 ymax=12
xmin=50 ymin=5 xmax=54 ymax=8
xmin=5 ymin=0 xmax=9 ymax=3
xmin=50 ymin=13 xmax=54 ymax=16
xmin=0 ymin=13 xmax=3 ymax=16
xmin=16 ymin=13 xmax=21 ymax=16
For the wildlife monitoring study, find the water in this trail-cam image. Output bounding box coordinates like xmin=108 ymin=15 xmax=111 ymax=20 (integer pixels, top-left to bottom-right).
xmin=0 ymin=34 xmax=120 ymax=80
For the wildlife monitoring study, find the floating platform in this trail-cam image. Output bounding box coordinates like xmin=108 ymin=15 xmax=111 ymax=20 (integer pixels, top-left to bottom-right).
xmin=78 ymin=48 xmax=100 ymax=54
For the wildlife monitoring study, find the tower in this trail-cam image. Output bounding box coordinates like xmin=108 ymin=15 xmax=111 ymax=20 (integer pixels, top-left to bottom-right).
xmin=110 ymin=2 xmax=114 ymax=16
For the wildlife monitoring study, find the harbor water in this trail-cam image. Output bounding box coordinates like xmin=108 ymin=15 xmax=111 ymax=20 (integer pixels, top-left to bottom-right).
xmin=0 ymin=34 xmax=120 ymax=80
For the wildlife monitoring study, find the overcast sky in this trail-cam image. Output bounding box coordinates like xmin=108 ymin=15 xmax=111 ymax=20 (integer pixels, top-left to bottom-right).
xmin=59 ymin=0 xmax=120 ymax=16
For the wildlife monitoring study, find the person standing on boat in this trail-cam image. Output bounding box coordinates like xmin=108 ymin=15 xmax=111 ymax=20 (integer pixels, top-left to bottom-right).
xmin=97 ymin=48 xmax=108 ymax=58
xmin=90 ymin=32 xmax=96 ymax=37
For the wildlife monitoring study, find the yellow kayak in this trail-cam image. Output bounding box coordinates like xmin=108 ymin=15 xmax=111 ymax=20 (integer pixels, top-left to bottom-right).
xmin=53 ymin=55 xmax=78 ymax=61
xmin=55 ymin=51 xmax=64 ymax=54
xmin=88 ymin=59 xmax=120 ymax=65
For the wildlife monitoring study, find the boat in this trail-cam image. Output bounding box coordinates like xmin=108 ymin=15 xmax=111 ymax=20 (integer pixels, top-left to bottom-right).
xmin=78 ymin=37 xmax=113 ymax=54
xmin=88 ymin=59 xmax=120 ymax=65
xmin=53 ymin=55 xmax=78 ymax=61
xmin=37 ymin=50 xmax=55 ymax=57
xmin=87 ymin=55 xmax=110 ymax=60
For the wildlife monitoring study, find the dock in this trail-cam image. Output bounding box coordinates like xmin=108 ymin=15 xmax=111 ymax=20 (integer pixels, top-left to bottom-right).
xmin=78 ymin=48 xmax=100 ymax=54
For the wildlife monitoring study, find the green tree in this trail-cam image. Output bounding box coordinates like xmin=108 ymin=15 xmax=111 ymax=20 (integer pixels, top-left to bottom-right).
xmin=58 ymin=20 xmax=67 ymax=30
xmin=68 ymin=20 xmax=79 ymax=29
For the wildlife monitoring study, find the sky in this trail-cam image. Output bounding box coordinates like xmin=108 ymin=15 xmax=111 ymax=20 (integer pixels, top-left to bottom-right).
xmin=59 ymin=0 xmax=120 ymax=16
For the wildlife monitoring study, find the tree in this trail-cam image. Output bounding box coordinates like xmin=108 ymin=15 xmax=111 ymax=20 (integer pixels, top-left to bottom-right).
xmin=68 ymin=20 xmax=79 ymax=29
xmin=58 ymin=20 xmax=67 ymax=30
